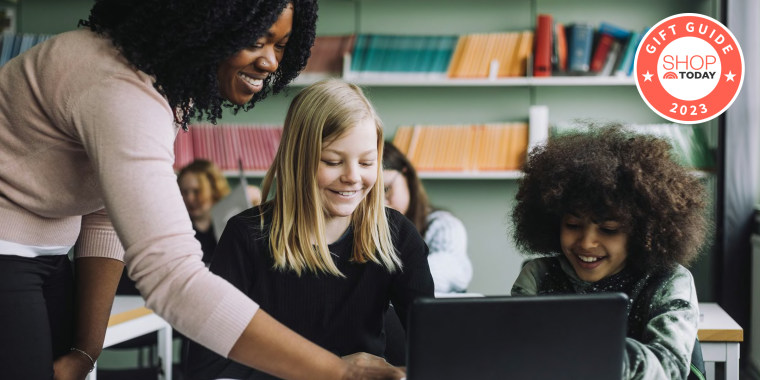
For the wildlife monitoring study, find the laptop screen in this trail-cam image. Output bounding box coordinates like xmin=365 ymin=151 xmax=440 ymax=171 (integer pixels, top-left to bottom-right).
xmin=405 ymin=293 xmax=628 ymax=380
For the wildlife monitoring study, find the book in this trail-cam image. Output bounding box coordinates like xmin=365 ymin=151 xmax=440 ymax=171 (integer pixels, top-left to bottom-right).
xmin=303 ymin=35 xmax=355 ymax=74
xmin=598 ymin=22 xmax=631 ymax=41
xmin=567 ymin=23 xmax=594 ymax=73
xmin=614 ymin=31 xmax=640 ymax=77
xmin=533 ymin=14 xmax=553 ymax=77
xmin=446 ymin=35 xmax=469 ymax=78
xmin=515 ymin=31 xmax=534 ymax=77
xmin=599 ymin=40 xmax=622 ymax=76
xmin=615 ymin=28 xmax=647 ymax=77
xmin=553 ymin=22 xmax=568 ymax=72
xmin=350 ymin=34 xmax=369 ymax=72
xmin=590 ymin=32 xmax=615 ymax=73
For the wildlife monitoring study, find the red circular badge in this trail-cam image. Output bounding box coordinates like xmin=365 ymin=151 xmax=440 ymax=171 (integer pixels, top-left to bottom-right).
xmin=634 ymin=13 xmax=744 ymax=124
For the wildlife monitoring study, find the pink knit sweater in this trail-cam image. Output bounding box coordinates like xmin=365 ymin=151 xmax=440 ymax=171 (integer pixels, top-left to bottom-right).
xmin=0 ymin=29 xmax=258 ymax=356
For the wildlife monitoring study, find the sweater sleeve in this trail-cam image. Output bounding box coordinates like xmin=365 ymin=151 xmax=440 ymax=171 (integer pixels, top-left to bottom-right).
xmin=75 ymin=208 xmax=125 ymax=261
xmin=622 ymin=266 xmax=699 ymax=380
xmin=424 ymin=211 xmax=473 ymax=293
xmin=510 ymin=258 xmax=541 ymax=296
xmin=187 ymin=214 xmax=260 ymax=379
xmin=69 ymin=76 xmax=258 ymax=357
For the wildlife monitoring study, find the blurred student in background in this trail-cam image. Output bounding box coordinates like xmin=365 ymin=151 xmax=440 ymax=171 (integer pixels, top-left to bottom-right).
xmin=177 ymin=159 xmax=231 ymax=264
xmin=382 ymin=142 xmax=472 ymax=293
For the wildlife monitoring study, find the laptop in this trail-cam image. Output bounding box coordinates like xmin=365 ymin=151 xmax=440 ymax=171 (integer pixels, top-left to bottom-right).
xmin=405 ymin=293 xmax=628 ymax=380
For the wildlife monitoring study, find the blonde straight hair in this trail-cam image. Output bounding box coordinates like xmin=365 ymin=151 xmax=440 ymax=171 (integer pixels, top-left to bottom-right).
xmin=260 ymin=79 xmax=400 ymax=276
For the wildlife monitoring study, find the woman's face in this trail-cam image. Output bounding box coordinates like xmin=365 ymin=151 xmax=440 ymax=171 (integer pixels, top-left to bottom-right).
xmin=317 ymin=117 xmax=379 ymax=225
xmin=382 ymin=169 xmax=410 ymax=215
xmin=560 ymin=213 xmax=629 ymax=283
xmin=178 ymin=173 xmax=213 ymax=222
xmin=217 ymin=4 xmax=294 ymax=105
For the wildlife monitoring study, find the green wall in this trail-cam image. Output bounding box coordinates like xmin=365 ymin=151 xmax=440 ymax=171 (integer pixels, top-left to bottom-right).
xmin=15 ymin=0 xmax=720 ymax=299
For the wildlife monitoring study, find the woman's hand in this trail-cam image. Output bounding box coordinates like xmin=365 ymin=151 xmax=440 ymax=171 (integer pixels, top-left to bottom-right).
xmin=53 ymin=352 xmax=93 ymax=380
xmin=340 ymin=352 xmax=405 ymax=380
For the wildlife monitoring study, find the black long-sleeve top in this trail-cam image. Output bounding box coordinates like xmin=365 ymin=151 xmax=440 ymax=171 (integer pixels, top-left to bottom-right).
xmin=187 ymin=204 xmax=434 ymax=380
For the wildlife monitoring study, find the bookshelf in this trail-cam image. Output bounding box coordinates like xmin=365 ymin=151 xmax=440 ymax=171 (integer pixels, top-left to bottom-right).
xmin=15 ymin=0 xmax=723 ymax=299
xmin=294 ymin=73 xmax=637 ymax=87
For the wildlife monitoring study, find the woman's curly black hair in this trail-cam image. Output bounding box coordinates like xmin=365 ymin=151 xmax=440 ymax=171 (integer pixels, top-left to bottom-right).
xmin=79 ymin=0 xmax=317 ymax=129
xmin=511 ymin=124 xmax=709 ymax=273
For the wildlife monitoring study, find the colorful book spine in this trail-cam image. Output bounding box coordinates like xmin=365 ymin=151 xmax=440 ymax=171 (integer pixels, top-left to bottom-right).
xmin=590 ymin=32 xmax=615 ymax=73
xmin=533 ymin=14 xmax=554 ymax=77
xmin=567 ymin=23 xmax=594 ymax=73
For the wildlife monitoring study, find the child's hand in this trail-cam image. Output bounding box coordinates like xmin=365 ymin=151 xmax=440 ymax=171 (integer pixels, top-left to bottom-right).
xmin=341 ymin=352 xmax=405 ymax=380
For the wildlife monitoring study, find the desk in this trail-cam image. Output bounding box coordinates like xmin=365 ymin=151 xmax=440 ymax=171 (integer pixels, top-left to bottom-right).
xmin=698 ymin=302 xmax=743 ymax=380
xmin=86 ymin=296 xmax=173 ymax=380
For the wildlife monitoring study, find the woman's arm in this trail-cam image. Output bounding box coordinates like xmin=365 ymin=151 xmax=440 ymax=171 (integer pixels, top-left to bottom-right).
xmin=228 ymin=311 xmax=405 ymax=380
xmin=53 ymin=257 xmax=124 ymax=380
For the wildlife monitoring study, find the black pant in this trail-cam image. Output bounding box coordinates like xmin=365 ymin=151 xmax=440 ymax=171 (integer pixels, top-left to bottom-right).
xmin=0 ymin=254 xmax=74 ymax=380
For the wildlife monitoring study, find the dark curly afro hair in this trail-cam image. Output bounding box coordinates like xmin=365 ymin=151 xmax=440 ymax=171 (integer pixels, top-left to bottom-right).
xmin=79 ymin=0 xmax=317 ymax=129
xmin=511 ymin=124 xmax=709 ymax=273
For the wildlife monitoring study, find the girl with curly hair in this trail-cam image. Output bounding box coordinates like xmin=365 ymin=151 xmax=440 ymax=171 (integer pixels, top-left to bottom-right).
xmin=0 ymin=1 xmax=403 ymax=379
xmin=187 ymin=78 xmax=433 ymax=379
xmin=510 ymin=125 xmax=709 ymax=379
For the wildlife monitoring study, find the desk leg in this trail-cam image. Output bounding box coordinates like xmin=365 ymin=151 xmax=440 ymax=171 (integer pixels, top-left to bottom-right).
xmin=725 ymin=343 xmax=740 ymax=380
xmin=157 ymin=323 xmax=173 ymax=380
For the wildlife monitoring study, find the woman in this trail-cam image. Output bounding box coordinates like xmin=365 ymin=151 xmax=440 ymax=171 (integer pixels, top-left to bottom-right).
xmin=188 ymin=79 xmax=434 ymax=379
xmin=178 ymin=159 xmax=231 ymax=264
xmin=382 ymin=142 xmax=473 ymax=293
xmin=0 ymin=0 xmax=403 ymax=379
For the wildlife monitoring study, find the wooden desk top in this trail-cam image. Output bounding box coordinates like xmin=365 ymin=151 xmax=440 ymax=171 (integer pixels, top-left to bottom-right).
xmin=107 ymin=295 xmax=153 ymax=327
xmin=698 ymin=302 xmax=743 ymax=342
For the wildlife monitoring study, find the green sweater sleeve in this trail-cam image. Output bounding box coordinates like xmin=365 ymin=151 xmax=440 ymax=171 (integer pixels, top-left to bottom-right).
xmin=622 ymin=266 xmax=699 ymax=380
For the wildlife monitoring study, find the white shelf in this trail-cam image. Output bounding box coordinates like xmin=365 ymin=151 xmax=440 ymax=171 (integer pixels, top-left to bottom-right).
xmin=291 ymin=73 xmax=636 ymax=87
xmin=224 ymin=170 xmax=268 ymax=177
xmin=226 ymin=170 xmax=709 ymax=180
xmin=227 ymin=170 xmax=523 ymax=180
xmin=418 ymin=171 xmax=523 ymax=179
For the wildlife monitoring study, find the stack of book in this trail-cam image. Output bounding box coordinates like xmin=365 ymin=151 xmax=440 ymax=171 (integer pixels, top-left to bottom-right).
xmin=174 ymin=124 xmax=283 ymax=172
xmin=535 ymin=16 xmax=648 ymax=77
xmin=299 ymin=19 xmax=648 ymax=80
xmin=392 ymin=123 xmax=529 ymax=172
xmin=447 ymin=31 xmax=534 ymax=78
xmin=349 ymin=34 xmax=459 ymax=77
xmin=302 ymin=35 xmax=356 ymax=76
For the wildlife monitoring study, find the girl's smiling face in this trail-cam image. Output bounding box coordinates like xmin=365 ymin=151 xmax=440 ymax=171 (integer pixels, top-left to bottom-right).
xmin=560 ymin=213 xmax=629 ymax=283
xmin=317 ymin=117 xmax=379 ymax=226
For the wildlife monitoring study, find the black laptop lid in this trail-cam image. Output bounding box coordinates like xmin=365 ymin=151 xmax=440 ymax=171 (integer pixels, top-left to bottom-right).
xmin=406 ymin=293 xmax=628 ymax=380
